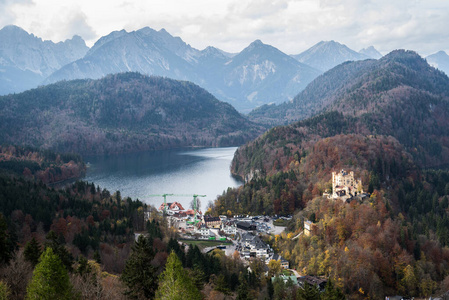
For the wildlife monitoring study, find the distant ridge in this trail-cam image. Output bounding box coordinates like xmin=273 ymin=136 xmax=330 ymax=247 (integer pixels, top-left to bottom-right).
xmin=359 ymin=46 xmax=383 ymax=59
xmin=0 ymin=25 xmax=88 ymax=95
xmin=292 ymin=40 xmax=370 ymax=72
xmin=250 ymin=49 xmax=449 ymax=125
xmin=248 ymin=50 xmax=449 ymax=167
xmin=0 ymin=73 xmax=264 ymax=155
xmin=44 ymin=29 xmax=321 ymax=112
xmin=426 ymin=50 xmax=449 ymax=76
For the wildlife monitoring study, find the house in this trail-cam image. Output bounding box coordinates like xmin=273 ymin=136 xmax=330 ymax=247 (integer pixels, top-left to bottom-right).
xmin=304 ymin=220 xmax=316 ymax=236
xmin=241 ymin=232 xmax=270 ymax=259
xmin=184 ymin=209 xmax=196 ymax=216
xmin=158 ymin=202 xmax=185 ymax=214
xmin=331 ymin=169 xmax=363 ymax=200
xmin=298 ymin=275 xmax=327 ymax=291
xmin=196 ymin=224 xmax=212 ymax=238
xmin=237 ymin=221 xmax=257 ymax=231
xmin=271 ymin=253 xmax=289 ymax=269
xmin=271 ymin=274 xmax=298 ymax=286
xmin=221 ymin=221 xmax=237 ymax=235
xmin=203 ymin=215 xmax=221 ymax=228
xmin=241 ymin=250 xmax=251 ymax=259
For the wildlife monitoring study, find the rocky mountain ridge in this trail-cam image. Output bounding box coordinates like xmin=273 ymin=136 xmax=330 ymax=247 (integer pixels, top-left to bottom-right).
xmin=44 ymin=29 xmax=322 ymax=112
xmin=0 ymin=25 xmax=88 ymax=95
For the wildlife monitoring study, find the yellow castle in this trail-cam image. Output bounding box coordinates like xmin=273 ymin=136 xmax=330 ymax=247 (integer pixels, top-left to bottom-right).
xmin=331 ymin=169 xmax=363 ymax=200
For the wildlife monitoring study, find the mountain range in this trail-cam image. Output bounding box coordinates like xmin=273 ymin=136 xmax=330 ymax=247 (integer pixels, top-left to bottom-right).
xmin=217 ymin=49 xmax=449 ymax=298
xmin=0 ymin=72 xmax=264 ymax=155
xmin=44 ymin=28 xmax=322 ymax=112
xmin=1 ymin=25 xmax=388 ymax=112
xmin=0 ymin=25 xmax=88 ymax=95
xmin=237 ymin=50 xmax=449 ymax=179
xmin=426 ymin=50 xmax=449 ymax=76
xmin=291 ymin=40 xmax=372 ymax=72
xmin=250 ymin=49 xmax=449 ymax=126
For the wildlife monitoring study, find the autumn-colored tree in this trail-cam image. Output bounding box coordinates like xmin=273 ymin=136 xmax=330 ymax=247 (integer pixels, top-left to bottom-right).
xmin=0 ymin=251 xmax=33 ymax=299
xmin=267 ymin=259 xmax=282 ymax=277
xmin=400 ymin=264 xmax=417 ymax=296
xmin=71 ymin=258 xmax=103 ymax=300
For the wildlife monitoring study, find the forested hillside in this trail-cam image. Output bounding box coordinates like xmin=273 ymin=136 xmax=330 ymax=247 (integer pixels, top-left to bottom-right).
xmin=250 ymin=50 xmax=449 ymax=127
xmin=0 ymin=145 xmax=85 ymax=184
xmin=210 ymin=51 xmax=449 ymax=298
xmin=0 ymin=156 xmax=257 ymax=299
xmin=212 ymin=116 xmax=449 ymax=297
xmin=245 ymin=52 xmax=449 ymax=169
xmin=0 ymin=72 xmax=264 ymax=155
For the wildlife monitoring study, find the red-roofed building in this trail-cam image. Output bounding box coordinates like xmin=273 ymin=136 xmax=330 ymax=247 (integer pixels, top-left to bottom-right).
xmin=158 ymin=202 xmax=185 ymax=214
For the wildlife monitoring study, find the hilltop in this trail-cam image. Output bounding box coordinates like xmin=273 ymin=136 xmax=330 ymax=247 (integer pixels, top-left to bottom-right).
xmin=211 ymin=51 xmax=449 ymax=299
xmin=249 ymin=50 xmax=449 ymax=133
xmin=0 ymin=72 xmax=264 ymax=155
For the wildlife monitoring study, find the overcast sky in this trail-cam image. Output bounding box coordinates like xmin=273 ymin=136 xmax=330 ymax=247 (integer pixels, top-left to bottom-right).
xmin=1 ymin=0 xmax=448 ymax=56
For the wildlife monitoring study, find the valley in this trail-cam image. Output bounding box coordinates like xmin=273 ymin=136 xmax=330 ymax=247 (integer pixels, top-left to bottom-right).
xmin=1 ymin=21 xmax=449 ymax=300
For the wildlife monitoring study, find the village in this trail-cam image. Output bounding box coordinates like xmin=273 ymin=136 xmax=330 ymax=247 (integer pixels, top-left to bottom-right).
xmin=139 ymin=169 xmax=367 ymax=290
xmin=144 ymin=199 xmax=328 ymax=290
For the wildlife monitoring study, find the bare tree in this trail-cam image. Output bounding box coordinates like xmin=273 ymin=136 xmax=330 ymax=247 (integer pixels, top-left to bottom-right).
xmin=0 ymin=250 xmax=33 ymax=300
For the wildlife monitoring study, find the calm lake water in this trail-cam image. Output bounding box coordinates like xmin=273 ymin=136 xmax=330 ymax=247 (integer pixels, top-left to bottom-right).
xmin=83 ymin=147 xmax=242 ymax=212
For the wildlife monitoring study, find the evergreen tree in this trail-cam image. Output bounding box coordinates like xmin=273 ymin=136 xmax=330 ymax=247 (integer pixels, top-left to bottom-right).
xmin=45 ymin=230 xmax=74 ymax=271
xmin=155 ymin=251 xmax=201 ymax=300
xmin=147 ymin=219 xmax=162 ymax=241
xmin=167 ymin=238 xmax=185 ymax=265
xmin=272 ymin=276 xmax=287 ymax=300
xmin=76 ymin=255 xmax=91 ymax=276
xmin=236 ymin=273 xmax=249 ymax=300
xmin=93 ymin=249 xmax=101 ymax=264
xmin=297 ymin=282 xmax=320 ymax=300
xmin=24 ymin=237 xmax=42 ymax=267
xmin=0 ymin=280 xmax=11 ymax=300
xmin=321 ymin=279 xmax=345 ymax=299
xmin=0 ymin=213 xmax=15 ymax=266
xmin=267 ymin=277 xmax=274 ymax=299
xmin=26 ymin=247 xmax=75 ymax=300
xmin=121 ymin=235 xmax=158 ymax=299
xmin=214 ymin=274 xmax=231 ymax=295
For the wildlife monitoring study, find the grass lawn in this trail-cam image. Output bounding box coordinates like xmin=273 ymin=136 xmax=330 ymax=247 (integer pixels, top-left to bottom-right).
xmin=273 ymin=219 xmax=289 ymax=226
xmin=282 ymin=269 xmax=293 ymax=276
xmin=179 ymin=239 xmax=232 ymax=251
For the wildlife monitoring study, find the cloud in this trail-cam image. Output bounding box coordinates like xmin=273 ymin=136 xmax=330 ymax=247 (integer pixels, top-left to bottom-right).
xmin=64 ymin=11 xmax=97 ymax=41
xmin=0 ymin=0 xmax=32 ymax=28
xmin=1 ymin=0 xmax=448 ymax=55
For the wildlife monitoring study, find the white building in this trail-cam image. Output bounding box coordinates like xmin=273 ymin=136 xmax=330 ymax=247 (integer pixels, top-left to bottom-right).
xmin=221 ymin=222 xmax=237 ymax=235
xmin=196 ymin=224 xmax=212 ymax=238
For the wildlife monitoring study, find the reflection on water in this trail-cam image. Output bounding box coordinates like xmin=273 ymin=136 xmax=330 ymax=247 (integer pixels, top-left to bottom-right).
xmin=83 ymin=147 xmax=242 ymax=211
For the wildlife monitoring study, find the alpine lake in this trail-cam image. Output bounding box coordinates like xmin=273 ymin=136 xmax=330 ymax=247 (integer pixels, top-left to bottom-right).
xmin=82 ymin=147 xmax=243 ymax=212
